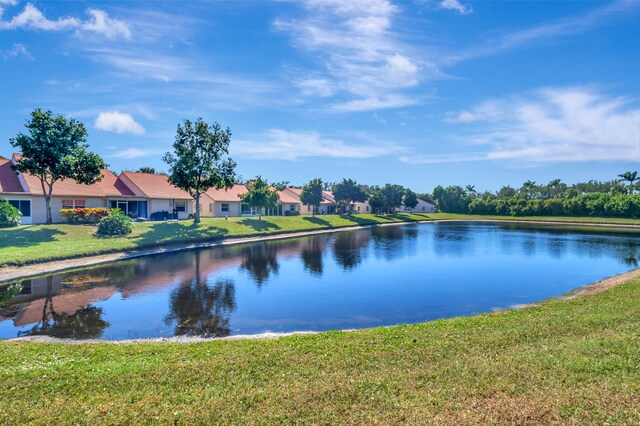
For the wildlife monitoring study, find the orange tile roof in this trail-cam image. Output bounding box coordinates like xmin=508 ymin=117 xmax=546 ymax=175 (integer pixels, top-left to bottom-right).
xmin=204 ymin=184 xmax=248 ymax=202
xmin=0 ymin=158 xmax=25 ymax=193
xmin=6 ymin=153 xmax=136 ymax=198
xmin=121 ymin=172 xmax=192 ymax=200
xmin=278 ymin=190 xmax=299 ymax=204
xmin=284 ymin=187 xmax=333 ymax=204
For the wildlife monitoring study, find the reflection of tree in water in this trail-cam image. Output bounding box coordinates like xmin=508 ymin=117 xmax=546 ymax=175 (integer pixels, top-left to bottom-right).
xmin=299 ymin=237 xmax=325 ymax=276
xmin=333 ymin=231 xmax=370 ymax=270
xmin=240 ymin=243 xmax=280 ymax=286
xmin=370 ymin=225 xmax=418 ymax=261
xmin=165 ymin=252 xmax=236 ymax=337
xmin=17 ymin=277 xmax=109 ymax=339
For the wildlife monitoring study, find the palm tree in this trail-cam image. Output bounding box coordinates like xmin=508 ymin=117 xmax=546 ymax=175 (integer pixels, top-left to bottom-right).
xmin=618 ymin=171 xmax=638 ymax=194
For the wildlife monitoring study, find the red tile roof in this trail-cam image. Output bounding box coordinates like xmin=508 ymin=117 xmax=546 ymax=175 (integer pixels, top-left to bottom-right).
xmin=204 ymin=184 xmax=248 ymax=202
xmin=121 ymin=172 xmax=192 ymax=200
xmin=0 ymin=158 xmax=25 ymax=193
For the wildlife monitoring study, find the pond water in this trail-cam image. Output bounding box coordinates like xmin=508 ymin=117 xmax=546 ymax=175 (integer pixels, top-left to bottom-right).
xmin=1 ymin=222 xmax=639 ymax=340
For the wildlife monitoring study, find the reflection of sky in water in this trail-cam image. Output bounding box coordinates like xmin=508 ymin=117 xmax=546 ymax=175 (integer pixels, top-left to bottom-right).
xmin=2 ymin=222 xmax=640 ymax=340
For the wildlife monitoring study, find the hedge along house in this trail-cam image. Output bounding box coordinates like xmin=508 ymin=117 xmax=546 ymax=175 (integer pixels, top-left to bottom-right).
xmin=116 ymin=172 xmax=194 ymax=220
xmin=0 ymin=154 xmax=135 ymax=224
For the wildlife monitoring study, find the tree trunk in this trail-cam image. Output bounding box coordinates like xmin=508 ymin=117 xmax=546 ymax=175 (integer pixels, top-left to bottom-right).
xmin=194 ymin=192 xmax=201 ymax=224
xmin=45 ymin=195 xmax=52 ymax=224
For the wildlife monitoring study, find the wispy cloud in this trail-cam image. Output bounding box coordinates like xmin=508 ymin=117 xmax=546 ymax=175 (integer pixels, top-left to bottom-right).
xmin=275 ymin=0 xmax=438 ymax=111
xmin=233 ymin=129 xmax=404 ymax=160
xmin=107 ymin=147 xmax=164 ymax=159
xmin=2 ymin=42 xmax=32 ymax=60
xmin=445 ymin=0 xmax=639 ymax=64
xmin=0 ymin=3 xmax=131 ymax=40
xmin=439 ymin=0 xmax=472 ymax=15
xmin=418 ymin=87 xmax=640 ymax=164
xmin=95 ymin=111 xmax=145 ymax=135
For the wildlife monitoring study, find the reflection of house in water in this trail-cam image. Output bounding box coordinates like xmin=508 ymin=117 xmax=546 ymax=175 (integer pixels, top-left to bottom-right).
xmin=0 ymin=237 xmax=314 ymax=337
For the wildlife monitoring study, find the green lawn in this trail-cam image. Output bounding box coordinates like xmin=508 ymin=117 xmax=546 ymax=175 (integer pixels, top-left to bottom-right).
xmin=1 ymin=278 xmax=639 ymax=424
xmin=1 ymin=213 xmax=639 ymax=266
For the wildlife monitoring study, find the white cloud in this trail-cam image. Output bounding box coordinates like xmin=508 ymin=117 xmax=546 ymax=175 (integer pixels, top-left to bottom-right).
xmin=233 ymin=129 xmax=404 ymax=160
xmin=332 ymin=95 xmax=417 ymax=112
xmin=81 ymin=8 xmax=131 ymax=40
xmin=0 ymin=3 xmax=131 ymax=39
xmin=95 ymin=111 xmax=145 ymax=135
xmin=3 ymin=42 xmax=32 ymax=60
xmin=399 ymin=152 xmax=487 ymax=164
xmin=440 ymin=0 xmax=472 ymax=15
xmin=436 ymin=87 xmax=640 ymax=164
xmin=275 ymin=0 xmax=435 ymax=111
xmin=108 ymin=147 xmax=162 ymax=159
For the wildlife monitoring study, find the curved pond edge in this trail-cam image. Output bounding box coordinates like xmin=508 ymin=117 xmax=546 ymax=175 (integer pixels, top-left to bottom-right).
xmin=2 ymin=218 xmax=640 ymax=284
xmin=7 ymin=266 xmax=640 ymax=344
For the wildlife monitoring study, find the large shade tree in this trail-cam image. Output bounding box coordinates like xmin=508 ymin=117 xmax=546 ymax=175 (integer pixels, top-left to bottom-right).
xmin=10 ymin=109 xmax=106 ymax=224
xmin=239 ymin=176 xmax=279 ymax=220
xmin=333 ymin=178 xmax=367 ymax=214
xmin=402 ymin=189 xmax=418 ymax=212
xmin=163 ymin=119 xmax=236 ymax=224
xmin=300 ymin=178 xmax=324 ymax=216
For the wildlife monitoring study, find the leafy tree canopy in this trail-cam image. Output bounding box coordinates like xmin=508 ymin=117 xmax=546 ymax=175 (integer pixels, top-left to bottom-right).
xmin=333 ymin=178 xmax=367 ymax=213
xmin=403 ymin=189 xmax=419 ymax=211
xmin=300 ymin=178 xmax=324 ymax=216
xmin=10 ymin=108 xmax=106 ymax=224
xmin=163 ymin=118 xmax=237 ymax=224
xmin=240 ymin=176 xmax=279 ymax=219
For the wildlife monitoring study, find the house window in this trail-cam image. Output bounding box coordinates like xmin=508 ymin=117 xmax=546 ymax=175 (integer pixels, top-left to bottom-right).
xmin=366 ymin=206 xmax=370 ymax=211
xmin=8 ymin=200 xmax=31 ymax=217
xmin=290 ymin=205 xmax=295 ymax=211
xmin=175 ymin=201 xmax=187 ymax=212
xmin=62 ymin=199 xmax=85 ymax=208
xmin=241 ymin=203 xmax=251 ymax=215
xmin=221 ymin=203 xmax=229 ymax=212
xmin=209 ymin=203 xmax=214 ymax=213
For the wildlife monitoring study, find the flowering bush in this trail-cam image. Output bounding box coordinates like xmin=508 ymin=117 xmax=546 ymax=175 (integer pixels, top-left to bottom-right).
xmin=96 ymin=208 xmax=132 ymax=236
xmin=0 ymin=198 xmax=21 ymax=227
xmin=60 ymin=208 xmax=109 ymax=224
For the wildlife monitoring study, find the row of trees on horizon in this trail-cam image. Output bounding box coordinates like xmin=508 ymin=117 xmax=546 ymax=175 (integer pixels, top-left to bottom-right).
xmin=6 ymin=108 xmax=640 ymax=223
xmin=430 ymin=174 xmax=640 ymax=218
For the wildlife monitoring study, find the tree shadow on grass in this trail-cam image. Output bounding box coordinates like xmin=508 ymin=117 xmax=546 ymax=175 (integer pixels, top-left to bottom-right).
xmin=0 ymin=226 xmax=66 ymax=248
xmin=303 ymin=216 xmax=332 ymax=227
xmin=239 ymin=219 xmax=281 ymax=232
xmin=134 ymin=222 xmax=230 ymax=246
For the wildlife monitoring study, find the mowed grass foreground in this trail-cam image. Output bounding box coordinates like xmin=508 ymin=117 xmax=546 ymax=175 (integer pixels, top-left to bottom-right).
xmin=1 ymin=278 xmax=639 ymax=424
xmin=1 ymin=213 xmax=640 ymax=266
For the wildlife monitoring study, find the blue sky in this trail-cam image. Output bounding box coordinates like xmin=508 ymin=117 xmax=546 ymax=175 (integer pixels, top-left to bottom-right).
xmin=1 ymin=0 xmax=639 ymax=193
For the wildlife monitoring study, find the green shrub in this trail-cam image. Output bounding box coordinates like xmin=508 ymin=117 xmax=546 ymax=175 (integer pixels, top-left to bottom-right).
xmin=0 ymin=198 xmax=21 ymax=227
xmin=96 ymin=208 xmax=133 ymax=237
xmin=61 ymin=207 xmax=109 ymax=224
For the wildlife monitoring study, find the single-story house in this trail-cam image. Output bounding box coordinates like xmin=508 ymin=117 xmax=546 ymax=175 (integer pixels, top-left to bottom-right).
xmin=281 ymin=188 xmax=336 ymax=215
xmin=401 ymin=198 xmax=436 ymax=213
xmin=200 ymin=184 xmax=248 ymax=217
xmin=117 ymin=171 xmax=194 ymax=220
xmin=201 ymin=184 xmax=301 ymax=217
xmin=0 ymin=154 xmax=194 ymax=223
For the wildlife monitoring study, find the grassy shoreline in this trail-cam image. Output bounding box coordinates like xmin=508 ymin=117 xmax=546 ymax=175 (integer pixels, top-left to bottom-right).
xmin=1 ymin=213 xmax=639 ymax=267
xmin=1 ymin=276 xmax=638 ymax=424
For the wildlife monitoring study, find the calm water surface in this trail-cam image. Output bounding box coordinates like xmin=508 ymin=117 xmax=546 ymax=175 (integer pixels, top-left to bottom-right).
xmin=1 ymin=222 xmax=639 ymax=340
